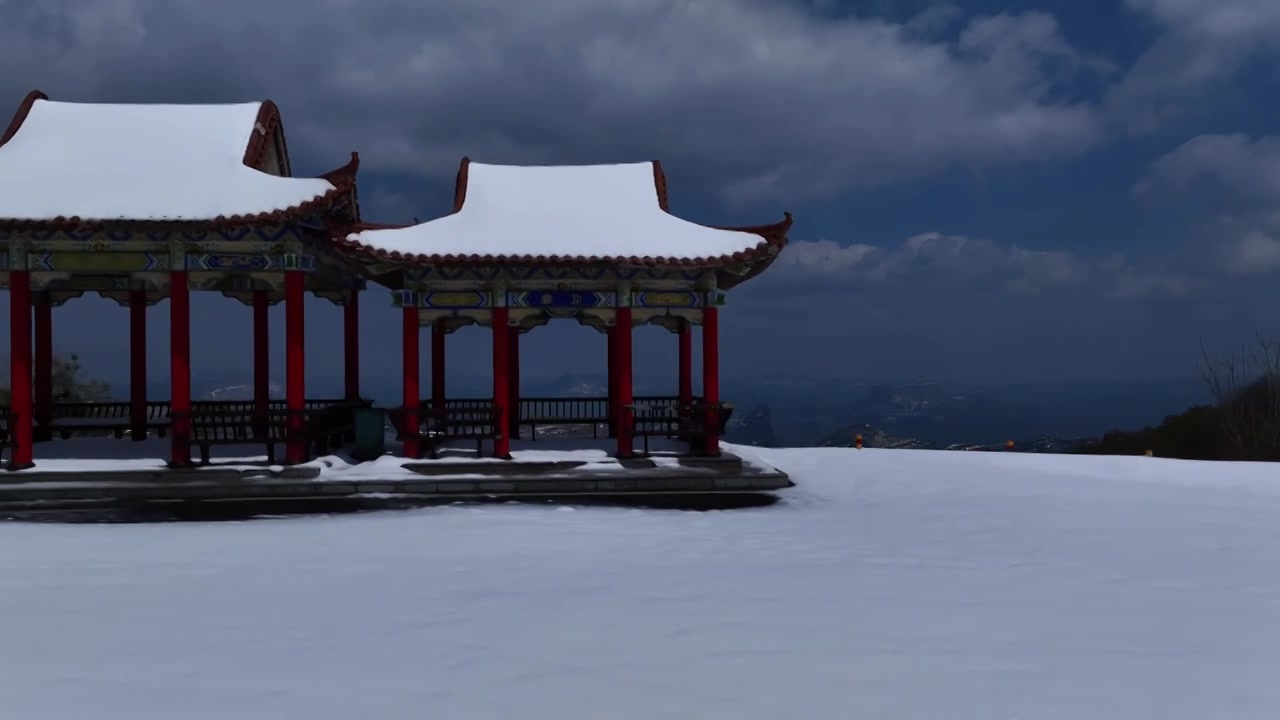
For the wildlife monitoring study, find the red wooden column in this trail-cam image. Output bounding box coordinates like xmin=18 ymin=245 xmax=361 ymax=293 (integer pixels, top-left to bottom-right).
xmin=430 ymin=321 xmax=445 ymax=411
xmin=491 ymin=307 xmax=512 ymax=459
xmin=128 ymin=289 xmax=148 ymax=441
xmin=252 ymin=290 xmax=270 ymax=431
xmin=343 ymin=290 xmax=360 ymax=401
xmin=169 ymin=270 xmax=192 ymax=467
xmin=33 ymin=294 xmax=53 ymax=439
xmin=701 ymin=305 xmax=721 ymax=456
xmin=402 ymin=307 xmax=421 ymax=458
xmin=507 ymin=325 xmax=521 ymax=438
xmin=677 ymin=318 xmax=692 ymax=413
xmin=615 ymin=307 xmax=634 ymax=458
xmin=8 ymin=269 xmax=34 ymax=469
xmin=606 ymin=326 xmax=617 ymax=438
xmin=284 ymin=271 xmax=307 ymax=464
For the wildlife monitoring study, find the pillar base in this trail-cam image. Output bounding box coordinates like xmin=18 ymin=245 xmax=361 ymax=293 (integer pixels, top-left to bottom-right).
xmin=6 ymin=461 xmax=35 ymax=472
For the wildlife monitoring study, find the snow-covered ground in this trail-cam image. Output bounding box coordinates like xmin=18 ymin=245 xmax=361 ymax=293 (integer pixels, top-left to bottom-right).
xmin=6 ymin=436 xmax=697 ymax=481
xmin=2 ymin=445 xmax=1279 ymax=719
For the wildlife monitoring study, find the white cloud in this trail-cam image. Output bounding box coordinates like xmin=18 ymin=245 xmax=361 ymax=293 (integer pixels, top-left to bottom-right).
xmin=1140 ymin=133 xmax=1280 ymax=275
xmin=772 ymin=238 xmax=879 ymax=274
xmin=1135 ymin=134 xmax=1280 ymax=201
xmin=1224 ymin=231 xmax=1280 ymax=275
xmin=762 ymin=232 xmax=1193 ymax=301
xmin=1111 ymin=0 xmax=1280 ymax=132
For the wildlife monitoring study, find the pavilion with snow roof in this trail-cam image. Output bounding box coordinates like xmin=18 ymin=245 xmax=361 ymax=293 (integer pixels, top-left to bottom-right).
xmin=332 ymin=158 xmax=791 ymax=460
xmin=0 ymin=90 xmax=791 ymax=473
xmin=0 ymin=90 xmax=369 ymax=470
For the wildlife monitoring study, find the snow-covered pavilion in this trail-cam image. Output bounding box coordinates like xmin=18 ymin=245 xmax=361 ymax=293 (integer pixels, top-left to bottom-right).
xmin=0 ymin=90 xmax=791 ymax=471
xmin=331 ymin=158 xmax=791 ymax=459
xmin=0 ymin=90 xmax=369 ymax=469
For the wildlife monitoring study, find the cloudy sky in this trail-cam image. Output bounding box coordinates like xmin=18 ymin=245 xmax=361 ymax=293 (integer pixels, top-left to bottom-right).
xmin=3 ymin=0 xmax=1279 ymax=389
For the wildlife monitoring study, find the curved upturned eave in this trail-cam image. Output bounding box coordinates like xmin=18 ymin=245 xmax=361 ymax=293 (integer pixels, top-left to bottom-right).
xmin=328 ymin=236 xmax=783 ymax=292
xmin=715 ymin=249 xmax=782 ymax=290
xmin=331 ymin=211 xmax=791 ymax=268
xmin=0 ymin=89 xmax=47 ymax=148
xmin=243 ymin=100 xmax=285 ymax=174
xmin=0 ymin=157 xmax=359 ymax=228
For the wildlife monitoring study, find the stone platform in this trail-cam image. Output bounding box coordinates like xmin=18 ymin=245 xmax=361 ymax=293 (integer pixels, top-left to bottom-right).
xmin=0 ymin=446 xmax=792 ymax=520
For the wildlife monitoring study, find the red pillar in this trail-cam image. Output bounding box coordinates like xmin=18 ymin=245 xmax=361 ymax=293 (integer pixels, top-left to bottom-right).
xmin=606 ymin=326 xmax=617 ymax=438
xmin=678 ymin=318 xmax=692 ymax=412
xmin=401 ymin=307 xmax=421 ymax=458
xmin=128 ymin=290 xmax=147 ymax=440
xmin=491 ymin=307 xmax=511 ymax=459
xmin=507 ymin=326 xmax=521 ymax=438
xmin=615 ymin=307 xmax=634 ymax=457
xmin=7 ymin=270 xmax=33 ymax=469
xmin=431 ymin=321 xmax=446 ymax=411
xmin=33 ymin=295 xmax=53 ymax=436
xmin=169 ymin=271 xmax=192 ymax=467
xmin=701 ymin=305 xmax=721 ymax=456
xmin=252 ymin=290 xmax=269 ymax=430
xmin=343 ymin=291 xmax=360 ymax=401
xmin=284 ymin=271 xmax=307 ymax=463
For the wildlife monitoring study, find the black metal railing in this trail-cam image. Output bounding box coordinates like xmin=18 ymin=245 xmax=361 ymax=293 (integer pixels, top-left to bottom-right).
xmin=19 ymin=398 xmax=360 ymax=439
xmin=386 ymin=395 xmax=726 ymax=449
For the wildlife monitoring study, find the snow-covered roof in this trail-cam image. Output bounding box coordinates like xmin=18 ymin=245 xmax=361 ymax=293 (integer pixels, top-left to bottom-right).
xmin=338 ymin=159 xmax=790 ymax=266
xmin=0 ymin=91 xmax=356 ymax=223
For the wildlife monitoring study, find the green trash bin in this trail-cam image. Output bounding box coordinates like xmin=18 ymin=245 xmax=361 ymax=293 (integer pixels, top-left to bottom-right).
xmin=351 ymin=406 xmax=388 ymax=462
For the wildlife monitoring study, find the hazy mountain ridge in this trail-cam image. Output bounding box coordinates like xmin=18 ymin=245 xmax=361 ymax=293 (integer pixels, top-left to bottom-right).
xmin=818 ymin=424 xmax=937 ymax=450
xmin=818 ymin=425 xmax=1094 ymax=453
xmin=724 ymin=404 xmax=776 ymax=447
xmin=202 ymin=382 xmax=284 ymax=401
xmin=733 ymin=375 xmax=1206 ymax=448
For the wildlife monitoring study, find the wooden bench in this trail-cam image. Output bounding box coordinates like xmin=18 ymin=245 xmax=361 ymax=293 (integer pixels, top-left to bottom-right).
xmin=183 ymin=400 xmax=364 ymax=465
xmin=629 ymin=401 xmax=734 ymax=454
xmin=183 ymin=409 xmax=286 ymax=464
xmin=518 ymin=397 xmax=610 ymax=440
xmin=389 ymin=403 xmax=500 ymax=459
xmin=38 ymin=401 xmax=169 ymax=441
xmin=49 ymin=401 xmax=134 ymax=439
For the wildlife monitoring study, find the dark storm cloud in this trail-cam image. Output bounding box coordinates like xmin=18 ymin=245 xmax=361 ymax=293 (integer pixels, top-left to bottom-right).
xmin=0 ymin=0 xmax=1108 ymax=204
xmin=721 ymin=233 xmax=1249 ymax=383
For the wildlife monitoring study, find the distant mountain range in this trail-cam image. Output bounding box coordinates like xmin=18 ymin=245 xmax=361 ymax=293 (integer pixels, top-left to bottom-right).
xmin=817 ymin=423 xmax=1093 ymax=453
xmin=123 ymin=368 xmax=1207 ymax=449
xmin=724 ymin=404 xmax=776 ymax=447
xmin=732 ymin=375 xmax=1207 ymax=448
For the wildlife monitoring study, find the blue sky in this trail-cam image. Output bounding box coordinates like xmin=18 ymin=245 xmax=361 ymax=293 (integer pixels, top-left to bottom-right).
xmin=2 ymin=0 xmax=1280 ymax=389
